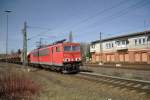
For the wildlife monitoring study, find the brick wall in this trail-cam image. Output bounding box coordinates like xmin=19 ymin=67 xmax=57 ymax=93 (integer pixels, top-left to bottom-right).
xmin=91 ymin=50 xmax=150 ymax=64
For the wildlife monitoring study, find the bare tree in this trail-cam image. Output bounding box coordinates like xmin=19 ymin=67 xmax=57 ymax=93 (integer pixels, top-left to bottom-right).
xmin=80 ymin=42 xmax=91 ymax=63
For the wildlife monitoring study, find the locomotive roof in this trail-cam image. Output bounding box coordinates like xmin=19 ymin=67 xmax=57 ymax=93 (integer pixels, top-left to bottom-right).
xmin=31 ymin=42 xmax=80 ymax=52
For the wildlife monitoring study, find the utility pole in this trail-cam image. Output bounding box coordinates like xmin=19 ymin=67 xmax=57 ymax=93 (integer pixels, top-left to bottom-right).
xmin=22 ymin=21 xmax=28 ymax=66
xmin=144 ymin=20 xmax=148 ymax=49
xmin=99 ymin=32 xmax=103 ymax=65
xmin=69 ymin=31 xmax=73 ymax=42
xmin=39 ymin=38 xmax=43 ymax=48
xmin=35 ymin=38 xmax=43 ymax=64
xmin=36 ymin=38 xmax=43 ymax=48
xmin=4 ymin=10 xmax=12 ymax=63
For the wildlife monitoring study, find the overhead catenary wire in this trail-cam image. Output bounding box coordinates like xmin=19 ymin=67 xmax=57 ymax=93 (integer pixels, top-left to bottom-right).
xmin=27 ymin=25 xmax=51 ymax=40
xmin=27 ymin=26 xmax=51 ymax=30
xmin=73 ymin=0 xmax=150 ymax=37
xmin=74 ymin=24 xmax=150 ymax=42
xmin=60 ymin=0 xmax=131 ymax=33
xmin=27 ymin=0 xmax=150 ymax=42
xmin=26 ymin=0 xmax=130 ymax=40
xmin=89 ymin=0 xmax=150 ymax=27
xmin=50 ymin=0 xmax=150 ymax=40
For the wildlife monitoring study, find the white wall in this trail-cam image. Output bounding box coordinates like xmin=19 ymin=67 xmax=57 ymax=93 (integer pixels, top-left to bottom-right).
xmin=90 ymin=35 xmax=150 ymax=53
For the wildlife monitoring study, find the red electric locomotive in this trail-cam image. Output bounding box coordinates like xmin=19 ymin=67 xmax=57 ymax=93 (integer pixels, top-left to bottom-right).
xmin=29 ymin=40 xmax=82 ymax=73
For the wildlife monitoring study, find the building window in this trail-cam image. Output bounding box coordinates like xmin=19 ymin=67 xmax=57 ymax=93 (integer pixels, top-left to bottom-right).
xmin=116 ymin=41 xmax=120 ymax=46
xmin=106 ymin=43 xmax=108 ymax=48
xmin=116 ymin=40 xmax=127 ymax=46
xmin=139 ymin=39 xmax=141 ymax=44
xmin=91 ymin=44 xmax=95 ymax=48
xmin=143 ymin=38 xmax=145 ymax=44
xmin=135 ymin=38 xmax=146 ymax=45
xmin=112 ymin=43 xmax=114 ymax=47
xmin=122 ymin=40 xmax=126 ymax=45
xmin=135 ymin=39 xmax=137 ymax=45
xmin=148 ymin=36 xmax=150 ymax=41
xmin=106 ymin=42 xmax=113 ymax=49
xmin=108 ymin=43 xmax=110 ymax=48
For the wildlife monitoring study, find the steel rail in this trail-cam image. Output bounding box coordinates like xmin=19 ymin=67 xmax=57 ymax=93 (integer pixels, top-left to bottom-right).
xmin=80 ymin=72 xmax=150 ymax=84
xmin=78 ymin=72 xmax=150 ymax=93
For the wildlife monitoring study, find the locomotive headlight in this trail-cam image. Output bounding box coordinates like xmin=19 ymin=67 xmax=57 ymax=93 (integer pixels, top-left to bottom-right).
xmin=63 ymin=58 xmax=70 ymax=62
xmin=63 ymin=58 xmax=67 ymax=62
xmin=78 ymin=58 xmax=81 ymax=61
xmin=75 ymin=58 xmax=81 ymax=61
xmin=75 ymin=58 xmax=78 ymax=61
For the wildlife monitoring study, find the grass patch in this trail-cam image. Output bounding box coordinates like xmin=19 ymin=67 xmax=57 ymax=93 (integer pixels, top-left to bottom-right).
xmin=0 ymin=71 xmax=40 ymax=100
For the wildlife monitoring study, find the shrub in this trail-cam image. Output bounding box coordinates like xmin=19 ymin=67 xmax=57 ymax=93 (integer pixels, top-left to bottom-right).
xmin=0 ymin=71 xmax=40 ymax=100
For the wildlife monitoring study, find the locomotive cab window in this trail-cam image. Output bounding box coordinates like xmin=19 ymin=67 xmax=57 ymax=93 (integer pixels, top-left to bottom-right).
xmin=64 ymin=45 xmax=80 ymax=51
xmin=56 ymin=47 xmax=60 ymax=52
xmin=64 ymin=46 xmax=72 ymax=51
xmin=72 ymin=46 xmax=80 ymax=51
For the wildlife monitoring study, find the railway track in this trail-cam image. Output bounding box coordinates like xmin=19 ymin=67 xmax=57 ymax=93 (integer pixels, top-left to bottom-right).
xmin=84 ymin=64 xmax=150 ymax=71
xmin=2 ymin=62 xmax=150 ymax=94
xmin=76 ymin=72 xmax=150 ymax=94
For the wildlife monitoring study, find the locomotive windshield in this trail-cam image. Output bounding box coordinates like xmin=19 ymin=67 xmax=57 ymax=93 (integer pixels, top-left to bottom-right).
xmin=72 ymin=46 xmax=80 ymax=51
xmin=64 ymin=45 xmax=80 ymax=52
xmin=64 ymin=46 xmax=72 ymax=51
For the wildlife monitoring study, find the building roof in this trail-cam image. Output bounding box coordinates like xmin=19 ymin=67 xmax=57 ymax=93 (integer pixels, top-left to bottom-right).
xmin=91 ymin=30 xmax=150 ymax=44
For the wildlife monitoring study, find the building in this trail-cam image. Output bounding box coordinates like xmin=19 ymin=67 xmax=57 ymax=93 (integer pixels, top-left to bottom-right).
xmin=90 ymin=30 xmax=150 ymax=64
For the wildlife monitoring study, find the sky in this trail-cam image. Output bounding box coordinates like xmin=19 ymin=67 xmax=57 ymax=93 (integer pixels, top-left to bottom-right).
xmin=0 ymin=0 xmax=150 ymax=53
